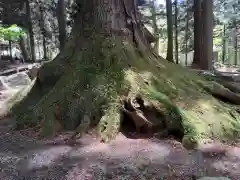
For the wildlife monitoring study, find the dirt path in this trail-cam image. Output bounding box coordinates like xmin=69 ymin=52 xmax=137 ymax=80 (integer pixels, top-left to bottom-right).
xmin=0 ymin=118 xmax=239 ymax=180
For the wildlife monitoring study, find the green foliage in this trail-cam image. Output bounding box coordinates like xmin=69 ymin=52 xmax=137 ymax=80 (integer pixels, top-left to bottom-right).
xmin=0 ymin=24 xmax=26 ymax=41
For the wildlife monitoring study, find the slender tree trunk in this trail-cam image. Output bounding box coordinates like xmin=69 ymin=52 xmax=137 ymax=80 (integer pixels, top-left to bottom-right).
xmin=166 ymin=0 xmax=174 ymax=62
xmin=192 ymin=0 xmax=202 ymax=68
xmin=57 ymin=0 xmax=67 ymax=51
xmin=25 ymin=0 xmax=36 ymax=62
xmin=222 ymin=24 xmax=226 ymax=64
xmin=201 ymin=0 xmax=213 ymax=70
xmin=39 ymin=5 xmax=48 ymax=60
xmin=174 ymin=0 xmax=179 ymax=64
xmin=19 ymin=35 xmax=29 ymax=62
xmin=185 ymin=0 xmax=189 ymax=66
xmin=150 ymin=0 xmax=159 ymax=54
xmin=234 ymin=22 xmax=238 ymax=65
xmin=9 ymin=40 xmax=13 ymax=63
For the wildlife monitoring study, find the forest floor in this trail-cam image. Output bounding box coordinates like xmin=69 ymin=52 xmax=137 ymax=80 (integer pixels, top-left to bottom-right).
xmin=0 ymin=117 xmax=240 ymax=180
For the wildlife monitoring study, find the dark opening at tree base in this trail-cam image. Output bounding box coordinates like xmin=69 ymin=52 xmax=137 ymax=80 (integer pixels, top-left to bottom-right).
xmin=119 ymin=98 xmax=185 ymax=142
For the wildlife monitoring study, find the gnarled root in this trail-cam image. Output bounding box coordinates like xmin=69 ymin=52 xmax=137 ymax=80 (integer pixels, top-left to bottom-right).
xmin=121 ymin=98 xmax=153 ymax=134
xmin=120 ymin=96 xmax=165 ymax=136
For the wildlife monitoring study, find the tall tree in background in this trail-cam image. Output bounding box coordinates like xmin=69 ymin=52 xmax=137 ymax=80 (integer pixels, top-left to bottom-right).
xmin=25 ymin=0 xmax=36 ymax=62
xmin=166 ymin=0 xmax=173 ymax=62
xmin=174 ymin=0 xmax=179 ymax=64
xmin=57 ymin=0 xmax=67 ymax=51
xmin=39 ymin=5 xmax=48 ymax=60
xmin=192 ymin=0 xmax=202 ymax=68
xmin=201 ymin=0 xmax=213 ymax=70
xmin=222 ymin=24 xmax=226 ymax=63
xmin=19 ymin=35 xmax=30 ymax=62
xmin=184 ymin=0 xmax=189 ymax=65
xmin=149 ymin=0 xmax=159 ymax=54
xmin=234 ymin=19 xmax=238 ymax=65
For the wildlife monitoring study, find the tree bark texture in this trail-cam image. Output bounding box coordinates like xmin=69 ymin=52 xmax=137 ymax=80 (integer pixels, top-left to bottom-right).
xmin=13 ymin=0 xmax=157 ymax=141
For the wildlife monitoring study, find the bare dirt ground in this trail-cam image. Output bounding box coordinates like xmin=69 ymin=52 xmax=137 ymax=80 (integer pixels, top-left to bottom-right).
xmin=0 ymin=117 xmax=239 ymax=180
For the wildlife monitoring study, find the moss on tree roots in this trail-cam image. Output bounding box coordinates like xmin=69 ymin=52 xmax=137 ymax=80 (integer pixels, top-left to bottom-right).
xmin=10 ymin=37 xmax=240 ymax=148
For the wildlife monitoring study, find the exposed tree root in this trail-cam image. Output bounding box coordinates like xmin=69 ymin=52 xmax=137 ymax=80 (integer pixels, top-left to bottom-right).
xmin=201 ymin=81 xmax=240 ymax=104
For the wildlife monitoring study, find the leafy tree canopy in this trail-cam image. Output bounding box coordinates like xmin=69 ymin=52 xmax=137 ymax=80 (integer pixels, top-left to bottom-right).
xmin=0 ymin=24 xmax=26 ymax=41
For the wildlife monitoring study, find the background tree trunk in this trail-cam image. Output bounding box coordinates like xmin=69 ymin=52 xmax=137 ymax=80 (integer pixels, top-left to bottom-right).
xmin=185 ymin=0 xmax=189 ymax=66
xmin=192 ymin=0 xmax=202 ymax=68
xmin=9 ymin=40 xmax=13 ymax=63
xmin=19 ymin=35 xmax=30 ymax=62
xmin=57 ymin=0 xmax=67 ymax=51
xmin=201 ymin=0 xmax=213 ymax=70
xmin=234 ymin=21 xmax=238 ymax=65
xmin=174 ymin=0 xmax=178 ymax=64
xmin=25 ymin=0 xmax=36 ymax=62
xmin=222 ymin=24 xmax=226 ymax=64
xmin=150 ymin=0 xmax=159 ymax=54
xmin=39 ymin=5 xmax=48 ymax=60
xmin=166 ymin=0 xmax=173 ymax=62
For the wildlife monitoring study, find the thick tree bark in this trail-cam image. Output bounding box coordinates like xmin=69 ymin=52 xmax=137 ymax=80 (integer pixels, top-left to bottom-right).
xmin=14 ymin=0 xmax=156 ymax=141
xmin=57 ymin=0 xmax=67 ymax=51
xmin=201 ymin=0 xmax=213 ymax=70
xmin=166 ymin=0 xmax=174 ymax=62
xmin=192 ymin=0 xmax=202 ymax=68
xmin=25 ymin=0 xmax=36 ymax=62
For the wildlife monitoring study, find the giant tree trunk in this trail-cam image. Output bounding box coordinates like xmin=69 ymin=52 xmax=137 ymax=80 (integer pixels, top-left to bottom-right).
xmin=11 ymin=0 xmax=240 ymax=148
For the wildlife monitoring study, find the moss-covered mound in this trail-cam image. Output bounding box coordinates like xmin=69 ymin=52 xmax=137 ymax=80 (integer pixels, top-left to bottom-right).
xmin=9 ymin=36 xmax=240 ymax=148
